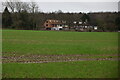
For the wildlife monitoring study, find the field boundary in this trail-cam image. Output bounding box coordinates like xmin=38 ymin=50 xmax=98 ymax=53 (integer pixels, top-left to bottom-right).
xmin=3 ymin=54 xmax=119 ymax=63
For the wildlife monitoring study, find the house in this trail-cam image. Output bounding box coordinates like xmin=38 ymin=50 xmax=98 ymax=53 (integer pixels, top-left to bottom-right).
xmin=73 ymin=20 xmax=98 ymax=32
xmin=44 ymin=19 xmax=68 ymax=30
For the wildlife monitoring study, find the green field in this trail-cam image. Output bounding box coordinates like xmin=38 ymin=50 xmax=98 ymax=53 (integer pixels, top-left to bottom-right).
xmin=2 ymin=30 xmax=118 ymax=78
xmin=3 ymin=30 xmax=118 ymax=55
xmin=3 ymin=61 xmax=118 ymax=78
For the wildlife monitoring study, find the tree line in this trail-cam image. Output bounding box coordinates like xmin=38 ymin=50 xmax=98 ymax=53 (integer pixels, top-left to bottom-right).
xmin=2 ymin=1 xmax=120 ymax=31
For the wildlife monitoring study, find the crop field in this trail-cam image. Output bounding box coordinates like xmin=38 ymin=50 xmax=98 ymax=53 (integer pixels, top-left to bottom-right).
xmin=2 ymin=30 xmax=119 ymax=78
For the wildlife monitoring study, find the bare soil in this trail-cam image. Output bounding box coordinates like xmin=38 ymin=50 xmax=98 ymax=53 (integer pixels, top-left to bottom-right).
xmin=2 ymin=54 xmax=120 ymax=63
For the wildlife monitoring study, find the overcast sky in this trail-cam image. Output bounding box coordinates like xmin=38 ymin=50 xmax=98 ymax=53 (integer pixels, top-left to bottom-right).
xmin=37 ymin=2 xmax=118 ymax=13
xmin=0 ymin=0 xmax=119 ymax=13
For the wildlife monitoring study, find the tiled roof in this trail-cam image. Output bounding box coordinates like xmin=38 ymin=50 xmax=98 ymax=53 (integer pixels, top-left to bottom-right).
xmin=46 ymin=19 xmax=66 ymax=24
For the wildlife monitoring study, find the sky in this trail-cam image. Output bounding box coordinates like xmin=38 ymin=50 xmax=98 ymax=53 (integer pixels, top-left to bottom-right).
xmin=0 ymin=0 xmax=119 ymax=13
xmin=1 ymin=0 xmax=119 ymax=2
xmin=118 ymin=1 xmax=120 ymax=11
xmin=37 ymin=2 xmax=118 ymax=13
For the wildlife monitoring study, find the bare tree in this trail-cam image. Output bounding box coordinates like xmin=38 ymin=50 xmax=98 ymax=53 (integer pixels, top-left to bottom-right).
xmin=15 ymin=1 xmax=23 ymax=13
xmin=3 ymin=0 xmax=39 ymax=13
xmin=30 ymin=2 xmax=38 ymax=13
xmin=55 ymin=10 xmax=63 ymax=14
xmin=21 ymin=2 xmax=31 ymax=12
xmin=3 ymin=0 xmax=16 ymax=13
xmin=15 ymin=1 xmax=32 ymax=13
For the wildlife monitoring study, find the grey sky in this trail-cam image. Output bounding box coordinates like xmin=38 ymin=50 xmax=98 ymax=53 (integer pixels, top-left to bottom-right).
xmin=118 ymin=1 xmax=120 ymax=11
xmin=37 ymin=2 xmax=118 ymax=13
xmin=0 ymin=0 xmax=119 ymax=13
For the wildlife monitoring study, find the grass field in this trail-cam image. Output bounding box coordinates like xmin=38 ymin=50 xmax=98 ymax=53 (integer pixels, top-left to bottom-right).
xmin=2 ymin=30 xmax=118 ymax=56
xmin=2 ymin=30 xmax=119 ymax=78
xmin=3 ymin=61 xmax=118 ymax=78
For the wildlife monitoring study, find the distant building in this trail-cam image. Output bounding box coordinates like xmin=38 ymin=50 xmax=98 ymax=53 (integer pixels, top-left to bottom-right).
xmin=44 ymin=19 xmax=97 ymax=31
xmin=44 ymin=19 xmax=68 ymax=30
xmin=73 ymin=20 xmax=98 ymax=32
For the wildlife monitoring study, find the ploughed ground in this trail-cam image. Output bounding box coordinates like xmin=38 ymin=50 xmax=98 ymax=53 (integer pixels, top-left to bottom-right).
xmin=2 ymin=52 xmax=120 ymax=63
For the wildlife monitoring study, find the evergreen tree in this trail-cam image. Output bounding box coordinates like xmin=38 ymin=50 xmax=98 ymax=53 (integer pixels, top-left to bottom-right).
xmin=19 ymin=10 xmax=30 ymax=29
xmin=115 ymin=17 xmax=120 ymax=31
xmin=2 ymin=7 xmax=12 ymax=28
xmin=81 ymin=14 xmax=90 ymax=23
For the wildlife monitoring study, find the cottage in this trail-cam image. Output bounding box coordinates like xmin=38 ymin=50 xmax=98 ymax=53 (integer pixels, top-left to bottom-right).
xmin=44 ymin=19 xmax=68 ymax=30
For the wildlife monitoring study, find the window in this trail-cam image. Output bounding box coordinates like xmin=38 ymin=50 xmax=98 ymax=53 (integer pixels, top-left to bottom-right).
xmin=46 ymin=24 xmax=48 ymax=26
